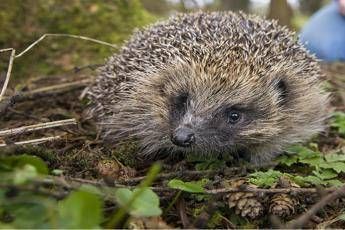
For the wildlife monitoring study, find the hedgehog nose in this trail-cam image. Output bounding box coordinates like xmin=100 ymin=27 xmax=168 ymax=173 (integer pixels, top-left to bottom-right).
xmin=171 ymin=127 xmax=195 ymax=147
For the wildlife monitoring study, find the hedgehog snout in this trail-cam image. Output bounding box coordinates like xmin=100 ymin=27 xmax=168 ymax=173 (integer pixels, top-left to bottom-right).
xmin=171 ymin=126 xmax=195 ymax=147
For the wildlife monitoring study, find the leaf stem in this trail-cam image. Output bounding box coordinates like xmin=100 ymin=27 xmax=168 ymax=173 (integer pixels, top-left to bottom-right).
xmin=105 ymin=163 xmax=161 ymax=228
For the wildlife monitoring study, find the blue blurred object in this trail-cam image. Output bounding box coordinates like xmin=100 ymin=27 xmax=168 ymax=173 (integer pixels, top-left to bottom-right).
xmin=300 ymin=1 xmax=345 ymax=61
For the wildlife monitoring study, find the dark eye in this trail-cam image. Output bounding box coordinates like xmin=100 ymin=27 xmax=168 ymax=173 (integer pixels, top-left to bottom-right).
xmin=227 ymin=110 xmax=242 ymax=124
xmin=175 ymin=93 xmax=188 ymax=109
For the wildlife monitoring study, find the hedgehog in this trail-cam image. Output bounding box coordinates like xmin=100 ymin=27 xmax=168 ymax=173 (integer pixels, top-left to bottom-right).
xmin=87 ymin=11 xmax=329 ymax=164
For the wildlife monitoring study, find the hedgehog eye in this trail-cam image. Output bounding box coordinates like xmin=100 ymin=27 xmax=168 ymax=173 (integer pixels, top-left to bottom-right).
xmin=226 ymin=110 xmax=242 ymax=124
xmin=170 ymin=92 xmax=189 ymax=115
xmin=175 ymin=93 xmax=188 ymax=108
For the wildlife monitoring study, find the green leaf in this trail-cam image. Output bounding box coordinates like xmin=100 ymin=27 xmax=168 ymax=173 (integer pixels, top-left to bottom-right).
xmin=79 ymin=184 xmax=102 ymax=196
xmin=13 ymin=165 xmax=38 ymax=185
xmin=331 ymin=112 xmax=345 ymax=135
xmin=1 ymin=155 xmax=48 ymax=174
xmin=302 ymin=175 xmax=325 ymax=186
xmin=167 ymin=179 xmax=205 ymax=193
xmin=291 ymin=175 xmax=309 ymax=186
xmin=58 ymin=190 xmax=102 ymax=228
xmin=115 ymin=187 xmax=162 ymax=217
xmin=320 ymin=162 xmax=345 ymax=173
xmin=248 ymin=169 xmax=283 ymax=188
xmin=326 ymin=179 xmax=344 ymax=187
xmin=325 ymin=154 xmax=345 ymax=162
xmin=276 ymin=154 xmax=298 ymax=166
xmin=5 ymin=197 xmax=57 ymax=228
xmin=299 ymin=157 xmax=324 ymax=166
xmin=51 ymin=169 xmax=64 ymax=176
xmin=312 ymin=169 xmax=337 ymax=180
xmin=286 ymin=145 xmax=320 ymax=159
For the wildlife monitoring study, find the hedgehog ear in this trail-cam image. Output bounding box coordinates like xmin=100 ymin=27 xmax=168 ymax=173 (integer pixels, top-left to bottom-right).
xmin=274 ymin=79 xmax=288 ymax=105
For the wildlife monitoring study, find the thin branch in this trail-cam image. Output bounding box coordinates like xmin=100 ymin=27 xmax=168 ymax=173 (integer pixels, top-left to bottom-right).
xmin=17 ymin=78 xmax=92 ymax=102
xmin=285 ymin=185 xmax=345 ymax=229
xmin=0 ymin=48 xmax=14 ymax=53
xmin=118 ymin=163 xmax=277 ymax=185
xmin=0 ymin=48 xmax=15 ymax=101
xmin=205 ymin=186 xmax=335 ymax=195
xmin=0 ymin=135 xmax=62 ymax=147
xmin=0 ymin=78 xmax=93 ymax=103
xmin=24 ymin=79 xmax=92 ymax=96
xmin=118 ymin=169 xmax=222 ymax=184
xmin=64 ymin=175 xmax=338 ymax=195
xmin=15 ymin=33 xmax=117 ymax=58
xmin=177 ymin=196 xmax=191 ymax=228
xmin=0 ymin=118 xmax=77 ymax=137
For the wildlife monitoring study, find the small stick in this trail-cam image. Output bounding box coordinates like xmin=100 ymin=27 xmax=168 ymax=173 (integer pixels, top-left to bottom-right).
xmin=0 ymin=48 xmax=14 ymax=53
xmin=1 ymin=78 xmax=93 ymax=103
xmin=205 ymin=186 xmax=335 ymax=195
xmin=0 ymin=48 xmax=15 ymax=101
xmin=177 ymin=196 xmax=191 ymax=228
xmin=285 ymin=185 xmax=345 ymax=229
xmin=15 ymin=33 xmax=117 ymax=58
xmin=0 ymin=118 xmax=77 ymax=137
xmin=23 ymin=79 xmax=92 ymax=96
xmin=0 ymin=135 xmax=62 ymax=147
xmin=118 ymin=163 xmax=277 ymax=185
xmin=66 ymin=175 xmax=338 ymax=196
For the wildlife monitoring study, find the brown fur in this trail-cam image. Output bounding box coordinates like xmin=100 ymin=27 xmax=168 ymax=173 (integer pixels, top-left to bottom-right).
xmin=87 ymin=11 xmax=329 ymax=163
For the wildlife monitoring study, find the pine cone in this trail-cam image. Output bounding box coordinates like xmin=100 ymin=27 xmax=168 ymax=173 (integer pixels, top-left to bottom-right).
xmin=224 ymin=179 xmax=264 ymax=219
xmin=96 ymin=159 xmax=136 ymax=182
xmin=269 ymin=193 xmax=298 ymax=218
xmin=235 ymin=196 xmax=264 ymax=219
xmin=269 ymin=176 xmax=300 ymax=218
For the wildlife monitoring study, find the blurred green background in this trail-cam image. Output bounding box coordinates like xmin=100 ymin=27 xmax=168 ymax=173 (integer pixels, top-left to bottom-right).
xmin=0 ymin=0 xmax=331 ymax=83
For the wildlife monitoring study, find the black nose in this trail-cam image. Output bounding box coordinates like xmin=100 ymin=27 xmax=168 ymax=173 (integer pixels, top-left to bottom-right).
xmin=171 ymin=127 xmax=195 ymax=147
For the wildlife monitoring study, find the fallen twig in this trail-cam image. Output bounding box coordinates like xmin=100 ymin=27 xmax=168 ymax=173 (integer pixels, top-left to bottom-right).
xmin=177 ymin=196 xmax=191 ymax=228
xmin=0 ymin=135 xmax=62 ymax=147
xmin=119 ymin=163 xmax=276 ymax=185
xmin=0 ymin=118 xmax=77 ymax=137
xmin=22 ymin=78 xmax=92 ymax=97
xmin=15 ymin=33 xmax=117 ymax=59
xmin=12 ymin=78 xmax=94 ymax=102
xmin=62 ymin=175 xmax=339 ymax=196
xmin=0 ymin=48 xmax=16 ymax=101
xmin=206 ymin=186 xmax=335 ymax=195
xmin=118 ymin=169 xmax=222 ymax=185
xmin=285 ymin=185 xmax=345 ymax=229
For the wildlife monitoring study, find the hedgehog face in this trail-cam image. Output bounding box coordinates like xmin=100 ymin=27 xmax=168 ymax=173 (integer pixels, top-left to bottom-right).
xmin=125 ymin=59 xmax=291 ymax=158
xmin=102 ymin=57 xmax=327 ymax=162
xmin=168 ymin=93 xmax=251 ymax=150
xmin=159 ymin=65 xmax=272 ymax=155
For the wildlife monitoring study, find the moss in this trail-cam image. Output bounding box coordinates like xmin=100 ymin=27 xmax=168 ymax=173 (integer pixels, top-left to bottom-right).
xmin=111 ymin=141 xmax=140 ymax=168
